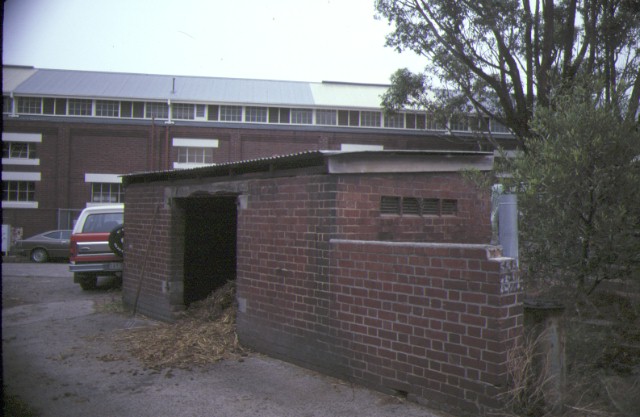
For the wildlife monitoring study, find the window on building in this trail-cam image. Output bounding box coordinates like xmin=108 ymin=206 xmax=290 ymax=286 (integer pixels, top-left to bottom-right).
xmin=43 ymin=98 xmax=55 ymax=114
xmin=96 ymin=100 xmax=120 ymax=117
xmin=146 ymin=102 xmax=168 ymax=119
xmin=3 ymin=181 xmax=36 ymax=202
xmin=132 ymin=102 xmax=145 ymax=118
xmin=3 ymin=142 xmax=37 ymax=159
xmin=120 ymin=101 xmax=132 ymax=118
xmin=220 ymin=105 xmax=242 ymax=121
xmin=2 ymin=95 xmax=12 ymax=113
xmin=176 ymin=147 xmax=214 ymax=164
xmin=245 ymin=106 xmax=268 ymax=123
xmin=91 ymin=183 xmax=124 ymax=203
xmin=196 ymin=105 xmax=206 ymax=118
xmin=491 ymin=119 xmax=511 ymax=133
xmin=316 ymin=109 xmax=337 ymax=125
xmin=426 ymin=115 xmax=445 ymax=130
xmin=338 ymin=110 xmax=349 ymax=126
xmin=172 ymin=103 xmax=194 ymax=120
xmin=291 ymin=108 xmax=313 ymax=124
xmin=17 ymin=97 xmax=42 ymax=114
xmin=54 ymin=98 xmax=67 ymax=115
xmin=405 ymin=113 xmax=416 ymax=129
xmin=449 ymin=115 xmax=469 ymax=131
xmin=349 ymin=111 xmax=360 ymax=126
xmin=361 ymin=111 xmax=382 ymax=127
xmin=68 ymin=99 xmax=92 ymax=116
xmin=207 ymin=105 xmax=219 ymax=121
xmin=384 ymin=113 xmax=404 ymax=128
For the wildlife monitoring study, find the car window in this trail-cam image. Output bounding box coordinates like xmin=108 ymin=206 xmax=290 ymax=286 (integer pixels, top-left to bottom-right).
xmin=60 ymin=230 xmax=72 ymax=239
xmin=44 ymin=231 xmax=61 ymax=239
xmin=82 ymin=213 xmax=124 ymax=233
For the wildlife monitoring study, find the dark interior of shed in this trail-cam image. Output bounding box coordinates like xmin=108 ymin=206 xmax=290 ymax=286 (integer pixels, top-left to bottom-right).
xmin=181 ymin=195 xmax=237 ymax=306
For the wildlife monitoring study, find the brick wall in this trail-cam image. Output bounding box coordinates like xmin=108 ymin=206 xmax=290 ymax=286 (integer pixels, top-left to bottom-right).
xmin=121 ymin=183 xmax=178 ymax=321
xmin=237 ymin=240 xmax=522 ymax=415
xmin=120 ymin=157 xmax=521 ymax=414
xmin=335 ymin=174 xmax=492 ymax=243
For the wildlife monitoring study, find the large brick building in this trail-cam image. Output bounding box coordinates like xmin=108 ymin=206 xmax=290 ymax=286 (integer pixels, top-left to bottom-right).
xmin=3 ymin=65 xmax=515 ymax=239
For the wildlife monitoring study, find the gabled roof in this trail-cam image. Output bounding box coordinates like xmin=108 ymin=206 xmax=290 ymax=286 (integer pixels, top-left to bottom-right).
xmin=3 ymin=66 xmax=389 ymax=109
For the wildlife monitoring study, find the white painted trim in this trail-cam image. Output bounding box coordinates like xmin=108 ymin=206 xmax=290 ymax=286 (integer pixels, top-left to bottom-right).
xmin=172 ymin=138 xmax=219 ymax=148
xmin=340 ymin=144 xmax=384 ymax=151
xmin=2 ymin=171 xmax=41 ymax=181
xmin=84 ymin=173 xmax=122 ymax=183
xmin=2 ymin=158 xmax=40 ymax=166
xmin=2 ymin=201 xmax=39 ymax=209
xmin=2 ymin=132 xmax=42 ymax=142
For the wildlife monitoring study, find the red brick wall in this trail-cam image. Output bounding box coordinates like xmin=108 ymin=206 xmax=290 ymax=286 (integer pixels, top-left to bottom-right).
xmin=335 ymin=173 xmax=492 ymax=243
xmin=121 ymin=183 xmax=178 ymax=321
xmin=237 ymin=240 xmax=522 ymax=415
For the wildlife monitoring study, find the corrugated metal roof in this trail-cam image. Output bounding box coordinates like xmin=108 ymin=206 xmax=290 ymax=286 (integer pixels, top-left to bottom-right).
xmin=4 ymin=66 xmax=389 ymax=108
xmin=122 ymin=149 xmax=493 ymax=186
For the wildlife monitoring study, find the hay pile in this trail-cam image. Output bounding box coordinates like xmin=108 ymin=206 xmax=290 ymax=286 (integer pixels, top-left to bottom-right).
xmin=118 ymin=281 xmax=249 ymax=369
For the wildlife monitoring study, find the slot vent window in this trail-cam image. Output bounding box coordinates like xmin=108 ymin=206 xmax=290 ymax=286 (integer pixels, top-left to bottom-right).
xmin=422 ymin=199 xmax=440 ymax=215
xmin=402 ymin=197 xmax=420 ymax=215
xmin=380 ymin=196 xmax=401 ymax=215
xmin=380 ymin=196 xmax=458 ymax=217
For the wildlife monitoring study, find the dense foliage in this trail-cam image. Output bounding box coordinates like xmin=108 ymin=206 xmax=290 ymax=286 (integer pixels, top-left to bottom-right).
xmin=507 ymin=89 xmax=640 ymax=295
xmin=376 ymin=0 xmax=640 ymax=145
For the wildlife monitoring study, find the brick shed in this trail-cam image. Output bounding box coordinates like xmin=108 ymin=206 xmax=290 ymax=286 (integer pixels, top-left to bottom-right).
xmin=121 ymin=150 xmax=523 ymax=415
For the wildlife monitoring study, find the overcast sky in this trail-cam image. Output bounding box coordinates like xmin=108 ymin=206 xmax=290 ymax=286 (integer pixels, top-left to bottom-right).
xmin=3 ymin=0 xmax=426 ymax=84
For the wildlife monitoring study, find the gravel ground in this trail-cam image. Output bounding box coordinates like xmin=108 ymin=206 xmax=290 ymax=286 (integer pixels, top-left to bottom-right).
xmin=2 ymin=261 xmax=448 ymax=417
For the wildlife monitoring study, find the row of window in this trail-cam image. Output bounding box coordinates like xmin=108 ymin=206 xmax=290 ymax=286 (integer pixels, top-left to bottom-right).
xmin=3 ymin=180 xmax=123 ymax=204
xmin=3 ymin=95 xmax=512 ymax=133
xmin=4 ymin=140 xmax=210 ymax=166
xmin=381 ymin=196 xmax=458 ymax=216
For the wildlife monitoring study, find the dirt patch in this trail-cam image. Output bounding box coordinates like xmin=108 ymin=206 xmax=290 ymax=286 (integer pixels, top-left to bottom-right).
xmin=117 ymin=281 xmax=249 ymax=369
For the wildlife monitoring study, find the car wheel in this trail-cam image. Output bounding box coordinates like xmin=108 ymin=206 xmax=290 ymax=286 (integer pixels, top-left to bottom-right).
xmin=30 ymin=248 xmax=49 ymax=263
xmin=76 ymin=273 xmax=98 ymax=290
xmin=108 ymin=225 xmax=124 ymax=257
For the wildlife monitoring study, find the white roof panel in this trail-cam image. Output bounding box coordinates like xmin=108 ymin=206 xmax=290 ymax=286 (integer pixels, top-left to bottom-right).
xmin=310 ymin=82 xmax=387 ymax=109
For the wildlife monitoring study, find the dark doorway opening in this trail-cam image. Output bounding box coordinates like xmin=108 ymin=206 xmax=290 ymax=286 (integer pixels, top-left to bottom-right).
xmin=182 ymin=195 xmax=237 ymax=306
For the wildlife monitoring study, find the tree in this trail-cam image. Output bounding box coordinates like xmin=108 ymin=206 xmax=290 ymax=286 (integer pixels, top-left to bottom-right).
xmin=375 ymin=0 xmax=640 ymax=146
xmin=503 ymin=87 xmax=640 ymax=296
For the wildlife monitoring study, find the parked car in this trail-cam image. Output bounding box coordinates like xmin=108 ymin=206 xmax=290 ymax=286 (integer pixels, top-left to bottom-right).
xmin=14 ymin=230 xmax=73 ymax=263
xmin=69 ymin=204 xmax=124 ymax=290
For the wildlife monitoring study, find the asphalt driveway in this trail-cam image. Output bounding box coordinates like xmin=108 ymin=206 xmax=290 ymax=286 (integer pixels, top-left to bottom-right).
xmin=2 ymin=262 xmax=446 ymax=417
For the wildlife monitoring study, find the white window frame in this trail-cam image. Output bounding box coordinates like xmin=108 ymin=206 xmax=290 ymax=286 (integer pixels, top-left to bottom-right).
xmin=96 ymin=100 xmax=120 ymax=117
xmin=68 ymin=98 xmax=93 ymax=116
xmin=2 ymin=171 xmax=41 ymax=208
xmin=2 ymin=133 xmax=42 ymax=166
xmin=85 ymin=173 xmax=123 ymax=207
xmin=172 ymin=138 xmax=219 ymax=169
xmin=291 ymin=108 xmax=313 ymax=124
xmin=316 ymin=109 xmax=337 ymax=125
